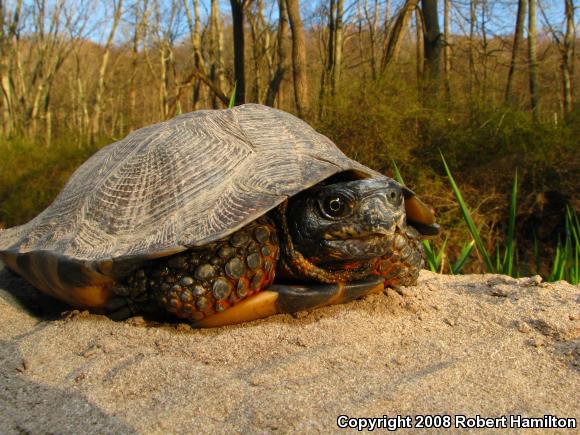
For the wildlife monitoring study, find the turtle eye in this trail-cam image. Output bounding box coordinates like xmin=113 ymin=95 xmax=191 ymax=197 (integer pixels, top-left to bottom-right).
xmin=386 ymin=187 xmax=403 ymax=206
xmin=320 ymin=194 xmax=351 ymax=219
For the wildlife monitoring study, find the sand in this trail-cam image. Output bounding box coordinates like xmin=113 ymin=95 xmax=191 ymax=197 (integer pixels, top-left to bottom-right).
xmin=0 ymin=260 xmax=578 ymax=434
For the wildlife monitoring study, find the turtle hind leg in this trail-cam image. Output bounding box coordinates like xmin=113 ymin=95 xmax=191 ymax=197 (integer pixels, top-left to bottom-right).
xmin=105 ymin=279 xmax=162 ymax=321
xmin=103 ymin=296 xmax=134 ymax=321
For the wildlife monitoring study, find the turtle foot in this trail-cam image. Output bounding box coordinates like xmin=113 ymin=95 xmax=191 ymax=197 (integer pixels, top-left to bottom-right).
xmin=193 ymin=276 xmax=385 ymax=327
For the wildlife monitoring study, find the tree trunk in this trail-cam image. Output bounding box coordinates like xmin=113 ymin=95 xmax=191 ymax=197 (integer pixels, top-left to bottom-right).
xmin=159 ymin=45 xmax=169 ymax=118
xmin=0 ymin=0 xmax=22 ymax=135
xmin=380 ymin=0 xmax=392 ymax=67
xmin=192 ymin=0 xmax=204 ymax=109
xmin=265 ymin=0 xmax=289 ymax=107
xmin=370 ymin=0 xmax=379 ymax=79
xmin=420 ymin=0 xmax=441 ymax=84
xmin=184 ymin=0 xmax=208 ymax=109
xmin=209 ymin=0 xmax=226 ymax=108
xmin=504 ymin=0 xmax=526 ymax=104
xmin=527 ymin=0 xmax=539 ymax=119
xmin=331 ymin=0 xmax=343 ymax=95
xmin=92 ymin=0 xmax=123 ymax=140
xmin=230 ymin=0 xmax=246 ymax=105
xmin=248 ymin=1 xmax=264 ymax=103
xmin=562 ymin=0 xmax=575 ymax=114
xmin=286 ymin=0 xmax=310 ymax=118
xmin=443 ymin=0 xmax=451 ymax=102
xmin=381 ymin=0 xmax=419 ymax=72
xmin=468 ymin=0 xmax=476 ymax=102
xmin=74 ymin=54 xmax=89 ymax=140
xmin=480 ymin=1 xmax=489 ymax=101
xmin=415 ymin=7 xmax=424 ymax=91
xmin=128 ymin=7 xmax=139 ymax=130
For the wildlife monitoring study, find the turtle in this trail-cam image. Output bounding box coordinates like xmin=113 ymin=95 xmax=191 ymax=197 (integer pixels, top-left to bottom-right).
xmin=0 ymin=104 xmax=439 ymax=327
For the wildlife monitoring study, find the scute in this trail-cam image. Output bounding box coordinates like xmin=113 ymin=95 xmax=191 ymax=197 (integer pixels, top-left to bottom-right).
xmin=0 ymin=104 xmax=377 ymax=277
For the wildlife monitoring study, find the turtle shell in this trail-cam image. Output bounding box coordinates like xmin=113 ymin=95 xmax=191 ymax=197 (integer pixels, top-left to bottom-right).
xmin=0 ymin=104 xmax=378 ymax=306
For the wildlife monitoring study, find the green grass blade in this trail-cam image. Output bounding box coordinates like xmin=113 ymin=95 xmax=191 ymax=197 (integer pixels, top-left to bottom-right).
xmin=564 ymin=213 xmax=573 ymax=282
xmin=503 ymin=170 xmax=518 ymax=276
xmin=440 ymin=152 xmax=495 ymax=272
xmin=228 ymin=82 xmax=237 ymax=108
xmin=451 ymin=240 xmax=475 ymax=274
xmin=422 ymin=240 xmax=438 ymax=272
xmin=391 ymin=160 xmax=405 ymax=185
xmin=435 ymin=237 xmax=448 ymax=267
xmin=574 ymin=240 xmax=579 ymax=284
xmin=567 ymin=207 xmax=579 ymax=251
xmin=548 ymin=242 xmax=563 ymax=282
xmin=572 ymin=208 xmax=580 ymax=284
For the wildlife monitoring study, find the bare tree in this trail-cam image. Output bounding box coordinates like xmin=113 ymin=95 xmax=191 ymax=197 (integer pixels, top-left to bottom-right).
xmin=443 ymin=0 xmax=451 ymax=102
xmin=230 ymin=0 xmax=250 ymax=105
xmin=528 ymin=0 xmax=539 ymax=119
xmin=208 ymin=0 xmax=226 ymax=108
xmin=248 ymin=0 xmax=275 ymax=103
xmin=381 ymin=0 xmax=419 ymax=71
xmin=0 ymin=0 xmax=90 ymax=139
xmin=504 ymin=0 xmax=526 ymax=104
xmin=561 ymin=0 xmax=575 ymax=113
xmin=319 ymin=0 xmax=344 ymax=116
xmin=539 ymin=0 xmax=576 ymax=114
xmin=286 ymin=0 xmax=310 ymax=117
xmin=416 ymin=7 xmax=424 ymax=89
xmin=183 ymin=0 xmax=207 ymax=109
xmin=92 ymin=0 xmax=123 ymax=140
xmin=362 ymin=0 xmax=380 ymax=79
xmin=0 ymin=0 xmax=23 ymax=135
xmin=332 ymin=0 xmax=343 ymax=94
xmin=420 ymin=0 xmax=442 ymax=101
xmin=128 ymin=0 xmax=149 ymax=130
xmin=421 ymin=0 xmax=441 ymax=83
xmin=265 ymin=0 xmax=289 ymax=107
xmin=469 ymin=0 xmax=477 ymax=101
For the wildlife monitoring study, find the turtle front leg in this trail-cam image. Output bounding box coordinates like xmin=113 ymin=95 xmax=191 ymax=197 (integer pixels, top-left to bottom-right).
xmin=194 ymin=277 xmax=385 ymax=327
xmin=373 ymin=225 xmax=425 ymax=287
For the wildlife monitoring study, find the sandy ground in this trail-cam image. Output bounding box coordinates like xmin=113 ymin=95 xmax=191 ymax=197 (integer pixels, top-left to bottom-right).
xmin=0 ymin=260 xmax=578 ymax=434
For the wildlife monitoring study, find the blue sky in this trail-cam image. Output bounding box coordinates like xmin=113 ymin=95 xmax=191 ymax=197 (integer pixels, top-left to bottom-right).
xmin=6 ymin=0 xmax=572 ymax=44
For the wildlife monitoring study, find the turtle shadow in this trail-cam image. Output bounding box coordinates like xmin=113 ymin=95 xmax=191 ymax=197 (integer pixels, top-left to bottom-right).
xmin=0 ymin=263 xmax=68 ymax=320
xmin=0 ymin=338 xmax=137 ymax=434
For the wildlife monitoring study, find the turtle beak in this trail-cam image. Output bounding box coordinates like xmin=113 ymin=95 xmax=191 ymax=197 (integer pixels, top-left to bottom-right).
xmin=402 ymin=186 xmax=440 ymax=237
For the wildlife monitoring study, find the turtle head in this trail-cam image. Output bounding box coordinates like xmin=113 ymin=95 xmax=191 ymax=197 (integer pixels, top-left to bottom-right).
xmin=286 ymin=178 xmax=406 ymax=266
xmin=277 ymin=175 xmax=439 ymax=283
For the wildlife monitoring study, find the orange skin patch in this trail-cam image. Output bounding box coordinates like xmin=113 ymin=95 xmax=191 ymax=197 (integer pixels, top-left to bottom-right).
xmin=71 ymin=285 xmax=114 ymax=308
xmin=342 ymin=262 xmax=364 ymax=270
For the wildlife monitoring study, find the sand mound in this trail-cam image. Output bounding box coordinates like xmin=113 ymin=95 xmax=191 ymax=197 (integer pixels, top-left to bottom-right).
xmin=0 ymin=261 xmax=578 ymax=434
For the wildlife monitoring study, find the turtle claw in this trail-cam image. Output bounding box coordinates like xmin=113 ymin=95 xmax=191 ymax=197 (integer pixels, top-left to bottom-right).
xmin=271 ymin=276 xmax=385 ymax=314
xmin=109 ymin=306 xmax=134 ymax=321
xmin=103 ymin=297 xmax=136 ymax=320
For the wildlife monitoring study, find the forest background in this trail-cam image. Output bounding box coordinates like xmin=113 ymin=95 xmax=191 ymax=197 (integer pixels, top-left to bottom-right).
xmin=0 ymin=0 xmax=578 ymax=278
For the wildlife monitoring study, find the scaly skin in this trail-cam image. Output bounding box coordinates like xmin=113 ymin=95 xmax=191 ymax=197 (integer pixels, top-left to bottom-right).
xmin=113 ymin=218 xmax=279 ymax=322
